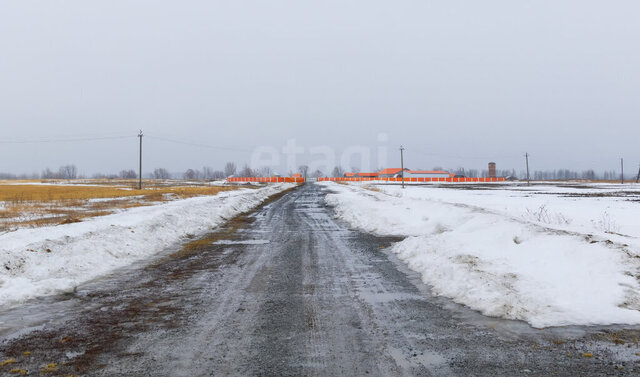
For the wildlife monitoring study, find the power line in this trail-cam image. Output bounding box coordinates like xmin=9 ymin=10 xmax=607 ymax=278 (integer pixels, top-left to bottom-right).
xmin=412 ymin=149 xmax=616 ymax=168
xmin=0 ymin=135 xmax=134 ymax=144
xmin=145 ymin=135 xmax=252 ymax=152
xmin=0 ymin=133 xmax=251 ymax=152
xmin=413 ymin=149 xmax=523 ymax=162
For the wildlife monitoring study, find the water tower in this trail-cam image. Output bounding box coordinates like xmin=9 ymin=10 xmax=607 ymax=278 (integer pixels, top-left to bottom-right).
xmin=488 ymin=162 xmax=496 ymax=178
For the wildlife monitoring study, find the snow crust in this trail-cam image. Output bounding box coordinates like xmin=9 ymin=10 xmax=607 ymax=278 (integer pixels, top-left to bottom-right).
xmin=0 ymin=184 xmax=293 ymax=308
xmin=321 ymin=182 xmax=640 ymax=328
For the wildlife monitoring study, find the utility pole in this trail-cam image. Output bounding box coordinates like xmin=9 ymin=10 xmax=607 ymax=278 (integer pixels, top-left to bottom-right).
xmin=636 ymin=164 xmax=640 ymax=183
xmin=620 ymin=158 xmax=624 ymax=184
xmin=525 ymin=152 xmax=530 ymax=186
xmin=138 ymin=130 xmax=143 ymax=190
xmin=400 ymin=145 xmax=405 ymax=189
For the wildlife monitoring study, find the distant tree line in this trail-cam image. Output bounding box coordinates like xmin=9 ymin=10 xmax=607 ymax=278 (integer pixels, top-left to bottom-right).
xmin=443 ymin=167 xmax=517 ymax=178
xmin=0 ymin=172 xmax=40 ymax=179
xmin=0 ymin=162 xmax=631 ymax=181
xmin=530 ymin=169 xmax=619 ymax=180
xmin=41 ymin=165 xmax=78 ymax=179
xmin=449 ymin=167 xmax=624 ymax=180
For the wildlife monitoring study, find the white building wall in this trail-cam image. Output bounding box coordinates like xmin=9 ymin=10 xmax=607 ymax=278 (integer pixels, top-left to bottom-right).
xmin=406 ymin=172 xmax=451 ymax=178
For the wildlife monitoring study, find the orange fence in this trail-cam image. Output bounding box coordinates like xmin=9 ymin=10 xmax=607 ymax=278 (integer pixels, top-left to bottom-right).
xmin=317 ymin=177 xmax=506 ymax=183
xmin=227 ymin=177 xmax=306 ymax=183
xmin=228 ymin=177 xmax=505 ymax=183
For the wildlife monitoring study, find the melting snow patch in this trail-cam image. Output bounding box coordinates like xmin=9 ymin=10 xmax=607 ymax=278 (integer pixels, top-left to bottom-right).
xmin=213 ymin=240 xmax=270 ymax=245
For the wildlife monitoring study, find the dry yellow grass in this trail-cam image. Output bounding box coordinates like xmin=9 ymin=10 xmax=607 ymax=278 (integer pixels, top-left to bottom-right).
xmin=0 ymin=181 xmax=241 ymax=232
xmin=361 ymin=185 xmax=381 ymax=192
xmin=0 ymin=183 xmax=237 ymax=202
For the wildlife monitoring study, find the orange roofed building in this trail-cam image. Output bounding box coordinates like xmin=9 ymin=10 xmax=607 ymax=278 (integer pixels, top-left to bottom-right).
xmin=378 ymin=168 xmax=408 ymax=178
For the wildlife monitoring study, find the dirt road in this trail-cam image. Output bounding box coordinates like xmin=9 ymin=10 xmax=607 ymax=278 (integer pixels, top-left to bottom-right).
xmin=0 ymin=184 xmax=637 ymax=376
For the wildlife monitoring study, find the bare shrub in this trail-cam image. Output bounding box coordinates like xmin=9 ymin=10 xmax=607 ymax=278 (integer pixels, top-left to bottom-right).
xmin=592 ymin=211 xmax=619 ymax=234
xmin=119 ymin=169 xmax=137 ymax=179
xmin=152 ymin=168 xmax=171 ymax=180
xmin=224 ymin=162 xmax=237 ymax=177
xmin=524 ymin=204 xmax=571 ymax=225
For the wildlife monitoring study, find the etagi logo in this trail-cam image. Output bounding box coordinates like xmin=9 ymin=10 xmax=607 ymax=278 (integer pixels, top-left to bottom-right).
xmin=250 ymin=133 xmax=391 ymax=175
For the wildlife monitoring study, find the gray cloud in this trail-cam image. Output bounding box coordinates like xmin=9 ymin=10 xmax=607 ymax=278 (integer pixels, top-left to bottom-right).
xmin=1 ymin=1 xmax=638 ymax=175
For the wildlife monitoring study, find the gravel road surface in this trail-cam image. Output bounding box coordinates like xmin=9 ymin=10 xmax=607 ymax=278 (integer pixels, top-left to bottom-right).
xmin=0 ymin=183 xmax=638 ymax=376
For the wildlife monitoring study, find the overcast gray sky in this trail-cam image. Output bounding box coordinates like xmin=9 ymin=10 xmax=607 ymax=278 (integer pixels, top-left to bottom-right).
xmin=1 ymin=0 xmax=638 ymax=176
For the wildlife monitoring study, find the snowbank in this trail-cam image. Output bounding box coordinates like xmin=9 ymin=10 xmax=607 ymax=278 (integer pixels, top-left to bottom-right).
xmin=321 ymin=182 xmax=640 ymax=328
xmin=380 ymin=183 xmax=640 ymax=251
xmin=0 ymin=184 xmax=293 ymax=308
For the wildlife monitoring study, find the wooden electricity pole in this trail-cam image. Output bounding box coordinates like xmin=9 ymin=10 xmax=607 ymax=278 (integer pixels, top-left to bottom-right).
xmin=525 ymin=152 xmax=530 ymax=186
xmin=138 ymin=130 xmax=143 ymax=190
xmin=636 ymin=164 xmax=640 ymax=183
xmin=621 ymin=158 xmax=624 ymax=184
xmin=400 ymin=145 xmax=405 ymax=189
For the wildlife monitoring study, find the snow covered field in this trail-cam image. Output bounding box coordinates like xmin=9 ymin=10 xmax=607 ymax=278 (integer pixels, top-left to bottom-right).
xmin=321 ymin=182 xmax=640 ymax=328
xmin=0 ymin=184 xmax=293 ymax=308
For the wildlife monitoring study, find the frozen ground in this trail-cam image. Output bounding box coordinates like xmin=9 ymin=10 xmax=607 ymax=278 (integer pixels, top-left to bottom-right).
xmin=321 ymin=182 xmax=640 ymax=328
xmin=2 ymin=183 xmax=636 ymax=376
xmin=0 ymin=184 xmax=293 ymax=308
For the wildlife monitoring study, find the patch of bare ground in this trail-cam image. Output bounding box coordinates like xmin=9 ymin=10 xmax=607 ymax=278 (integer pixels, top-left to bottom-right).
xmin=551 ymin=192 xmax=640 ymax=198
xmin=361 ymin=185 xmax=382 ymax=192
xmin=593 ymin=330 xmax=640 ymax=346
xmin=0 ymin=181 xmax=246 ymax=232
xmin=171 ymin=184 xmax=299 ymax=258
